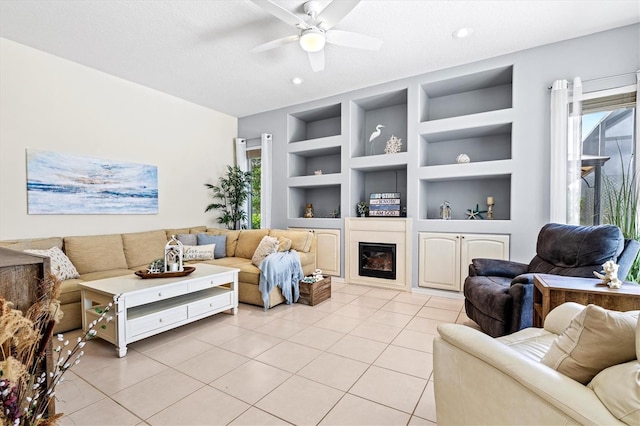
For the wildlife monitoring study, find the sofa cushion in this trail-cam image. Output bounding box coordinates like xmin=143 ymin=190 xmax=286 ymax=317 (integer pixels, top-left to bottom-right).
xmin=183 ymin=244 xmax=215 ymax=261
xmin=236 ymin=229 xmax=269 ymax=259
xmin=121 ymin=230 xmax=167 ymax=268
xmin=176 ymin=233 xmax=197 ymax=246
xmin=497 ymin=327 xmax=556 ymax=362
xmin=206 ymin=229 xmax=240 ymax=257
xmin=24 ymin=246 xmax=79 ymax=281
xmin=251 ymin=235 xmax=278 ymax=267
xmin=3 ymin=237 xmax=64 ymax=251
xmin=58 ymin=278 xmax=83 ymax=304
xmin=270 ymin=229 xmax=313 ymax=252
xmin=588 ymin=360 xmax=640 ymax=425
xmin=541 ymin=304 xmax=637 ymax=384
xmin=64 ymin=234 xmax=128 ymax=275
xmin=78 ymin=269 xmax=133 ymax=281
xmin=164 ymin=226 xmax=207 ymax=239
xmin=197 ymin=233 xmax=226 ymax=258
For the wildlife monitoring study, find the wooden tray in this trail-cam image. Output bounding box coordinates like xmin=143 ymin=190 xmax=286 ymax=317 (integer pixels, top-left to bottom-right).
xmin=135 ymin=266 xmax=196 ymax=279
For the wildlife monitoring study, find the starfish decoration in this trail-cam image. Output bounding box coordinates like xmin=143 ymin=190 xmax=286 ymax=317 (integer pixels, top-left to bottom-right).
xmin=466 ymin=204 xmax=488 ymax=220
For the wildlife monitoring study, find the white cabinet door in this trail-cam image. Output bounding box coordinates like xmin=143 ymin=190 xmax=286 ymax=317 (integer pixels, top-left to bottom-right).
xmin=419 ymin=233 xmax=510 ymax=292
xmin=419 ymin=233 xmax=461 ymax=291
xmin=460 ymin=234 xmax=510 ymax=284
xmin=315 ymin=229 xmax=341 ymax=276
xmin=289 ymin=228 xmax=341 ymax=276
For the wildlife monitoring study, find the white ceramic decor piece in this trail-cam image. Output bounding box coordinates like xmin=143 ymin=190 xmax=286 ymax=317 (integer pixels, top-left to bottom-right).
xmin=456 ymin=153 xmax=471 ymax=163
xmin=593 ymin=260 xmax=622 ymax=288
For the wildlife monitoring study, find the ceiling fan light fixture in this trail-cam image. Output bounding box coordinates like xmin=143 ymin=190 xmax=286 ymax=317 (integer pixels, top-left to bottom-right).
xmin=452 ymin=27 xmax=474 ymax=39
xmin=300 ymin=28 xmax=326 ymax=52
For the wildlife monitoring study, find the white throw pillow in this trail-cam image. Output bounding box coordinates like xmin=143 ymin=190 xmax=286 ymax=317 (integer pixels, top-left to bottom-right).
xmin=24 ymin=246 xmax=79 ymax=281
xmin=252 ymin=235 xmax=278 ymax=267
xmin=588 ymin=360 xmax=640 ymax=424
xmin=183 ymin=244 xmax=215 ymax=261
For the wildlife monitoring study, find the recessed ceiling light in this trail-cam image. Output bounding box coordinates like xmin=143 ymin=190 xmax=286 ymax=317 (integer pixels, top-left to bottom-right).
xmin=452 ymin=27 xmax=474 ymax=39
xmin=291 ymin=77 xmax=303 ymax=85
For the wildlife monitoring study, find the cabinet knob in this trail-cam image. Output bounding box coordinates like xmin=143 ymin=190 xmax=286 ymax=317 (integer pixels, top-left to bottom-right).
xmin=159 ymin=318 xmax=163 ymax=323
xmin=158 ymin=292 xmax=162 ymax=297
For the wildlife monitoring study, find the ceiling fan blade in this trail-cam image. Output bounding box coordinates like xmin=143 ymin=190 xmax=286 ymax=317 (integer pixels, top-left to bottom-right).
xmin=325 ymin=29 xmax=382 ymax=50
xmin=250 ymin=34 xmax=300 ymax=53
xmin=251 ymin=0 xmax=309 ymax=29
xmin=317 ymin=0 xmax=360 ymax=29
xmin=308 ymin=50 xmax=325 ymax=72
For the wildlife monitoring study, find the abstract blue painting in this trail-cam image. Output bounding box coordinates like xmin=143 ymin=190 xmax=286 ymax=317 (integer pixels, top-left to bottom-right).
xmin=27 ymin=150 xmax=158 ymax=214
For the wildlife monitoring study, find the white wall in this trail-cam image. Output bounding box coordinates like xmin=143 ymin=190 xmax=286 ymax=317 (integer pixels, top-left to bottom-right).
xmin=0 ymin=38 xmax=237 ymax=239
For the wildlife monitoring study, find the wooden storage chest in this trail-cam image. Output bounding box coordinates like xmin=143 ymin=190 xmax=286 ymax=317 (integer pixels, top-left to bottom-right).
xmin=298 ymin=276 xmax=331 ymax=306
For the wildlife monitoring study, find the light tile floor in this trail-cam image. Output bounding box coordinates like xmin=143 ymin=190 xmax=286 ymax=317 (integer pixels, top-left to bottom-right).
xmin=56 ymin=282 xmax=478 ymax=426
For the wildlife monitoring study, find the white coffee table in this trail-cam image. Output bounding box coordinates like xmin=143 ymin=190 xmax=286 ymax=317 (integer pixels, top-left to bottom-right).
xmin=79 ymin=263 xmax=239 ymax=357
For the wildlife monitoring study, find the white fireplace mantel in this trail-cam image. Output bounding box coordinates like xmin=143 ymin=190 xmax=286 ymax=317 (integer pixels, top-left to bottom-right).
xmin=344 ymin=218 xmax=412 ymax=291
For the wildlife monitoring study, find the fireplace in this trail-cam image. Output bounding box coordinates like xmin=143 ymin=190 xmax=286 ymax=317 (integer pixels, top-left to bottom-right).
xmin=359 ymin=242 xmax=396 ymax=280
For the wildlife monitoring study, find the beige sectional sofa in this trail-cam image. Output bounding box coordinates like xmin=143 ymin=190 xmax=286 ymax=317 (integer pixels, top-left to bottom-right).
xmin=0 ymin=226 xmax=316 ymax=333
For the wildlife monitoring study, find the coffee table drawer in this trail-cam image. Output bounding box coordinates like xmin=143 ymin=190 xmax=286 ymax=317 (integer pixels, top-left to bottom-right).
xmin=128 ymin=306 xmax=188 ymax=337
xmin=188 ymin=272 xmax=235 ymax=292
xmin=189 ymin=292 xmax=233 ymax=317
xmin=126 ymin=285 xmax=184 ymax=307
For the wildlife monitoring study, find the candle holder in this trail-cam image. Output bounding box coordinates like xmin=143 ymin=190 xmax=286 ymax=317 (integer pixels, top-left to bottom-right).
xmin=487 ymin=197 xmax=495 ymax=220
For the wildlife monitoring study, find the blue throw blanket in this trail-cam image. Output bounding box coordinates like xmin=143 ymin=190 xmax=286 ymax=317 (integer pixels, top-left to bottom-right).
xmin=258 ymin=250 xmax=304 ymax=310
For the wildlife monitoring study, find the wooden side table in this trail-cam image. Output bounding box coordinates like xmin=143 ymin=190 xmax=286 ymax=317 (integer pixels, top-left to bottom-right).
xmin=533 ymin=273 xmax=640 ymax=327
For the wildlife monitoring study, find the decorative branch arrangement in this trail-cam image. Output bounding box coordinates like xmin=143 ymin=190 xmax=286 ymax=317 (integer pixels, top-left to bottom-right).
xmin=0 ymin=275 xmax=113 ymax=425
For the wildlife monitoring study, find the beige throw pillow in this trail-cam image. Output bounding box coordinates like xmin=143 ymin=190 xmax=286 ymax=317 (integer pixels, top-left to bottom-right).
xmin=183 ymin=244 xmax=215 ymax=261
xmin=251 ymin=235 xmax=278 ymax=267
xmin=541 ymin=304 xmax=637 ymax=384
xmin=24 ymin=246 xmax=79 ymax=281
xmin=277 ymin=237 xmax=292 ymax=252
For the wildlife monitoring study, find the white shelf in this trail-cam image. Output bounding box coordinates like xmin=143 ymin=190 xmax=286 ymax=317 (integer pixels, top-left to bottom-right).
xmin=288 ymin=218 xmax=342 ymax=228
xmin=287 ymin=135 xmax=343 ymax=153
xmin=417 ymin=160 xmax=512 ymax=180
xmin=350 ymin=152 xmax=408 ymax=171
xmin=419 ymin=109 xmax=514 ymax=136
xmin=416 ymin=219 xmax=512 ymax=234
xmin=288 ymin=174 xmax=342 ymax=188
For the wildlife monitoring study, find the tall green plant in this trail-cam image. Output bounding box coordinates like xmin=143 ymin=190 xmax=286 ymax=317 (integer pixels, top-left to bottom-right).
xmin=204 ymin=165 xmax=253 ymax=230
xmin=602 ymin=144 xmax=639 ymax=282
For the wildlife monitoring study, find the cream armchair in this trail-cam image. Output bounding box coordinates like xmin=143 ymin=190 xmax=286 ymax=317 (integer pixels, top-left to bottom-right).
xmin=434 ymin=303 xmax=639 ymax=425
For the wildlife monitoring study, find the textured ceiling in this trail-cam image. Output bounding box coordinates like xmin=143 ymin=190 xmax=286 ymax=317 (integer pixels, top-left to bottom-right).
xmin=1 ymin=1 xmax=638 ymax=118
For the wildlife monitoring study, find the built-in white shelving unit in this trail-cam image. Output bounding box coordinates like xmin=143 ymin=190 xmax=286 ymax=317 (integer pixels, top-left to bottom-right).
xmin=282 ymin=64 xmax=515 ymax=288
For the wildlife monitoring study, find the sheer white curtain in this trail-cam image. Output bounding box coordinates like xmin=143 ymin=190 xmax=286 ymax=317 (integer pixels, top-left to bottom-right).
xmin=549 ymin=77 xmax=583 ymax=224
xmin=567 ymin=77 xmax=583 ymax=225
xmin=550 ymin=80 xmax=569 ymax=223
xmin=260 ymin=133 xmax=272 ymax=229
xmin=234 ymin=138 xmax=249 ymax=229
xmin=636 ymin=71 xmax=640 ymax=231
xmin=235 ymin=138 xmax=248 ymax=172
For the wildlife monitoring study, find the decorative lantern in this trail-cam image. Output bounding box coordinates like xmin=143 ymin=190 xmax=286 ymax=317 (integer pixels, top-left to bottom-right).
xmin=164 ymin=235 xmax=184 ymax=272
xmin=440 ymin=201 xmax=452 ymax=220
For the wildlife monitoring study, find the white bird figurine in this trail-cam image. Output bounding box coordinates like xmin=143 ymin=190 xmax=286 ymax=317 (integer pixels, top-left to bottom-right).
xmin=369 ymin=124 xmax=385 ymax=155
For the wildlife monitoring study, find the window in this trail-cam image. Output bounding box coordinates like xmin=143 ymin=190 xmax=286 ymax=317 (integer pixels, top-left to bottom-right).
xmin=578 ymin=92 xmax=637 ymax=228
xmin=248 ymin=154 xmax=261 ymax=229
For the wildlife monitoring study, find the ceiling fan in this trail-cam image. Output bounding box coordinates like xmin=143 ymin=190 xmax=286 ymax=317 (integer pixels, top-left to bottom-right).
xmin=250 ymin=0 xmax=382 ymax=72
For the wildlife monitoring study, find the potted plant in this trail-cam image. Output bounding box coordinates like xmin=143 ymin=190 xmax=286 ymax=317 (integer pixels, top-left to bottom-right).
xmin=356 ymin=201 xmax=368 ymax=217
xmin=205 ymin=165 xmax=253 ymax=230
xmin=603 ymin=145 xmax=639 ymax=282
